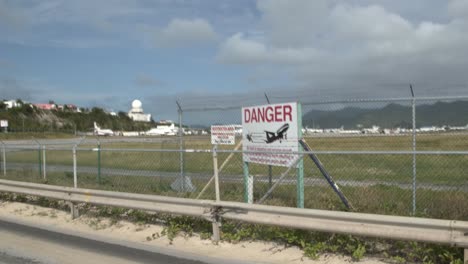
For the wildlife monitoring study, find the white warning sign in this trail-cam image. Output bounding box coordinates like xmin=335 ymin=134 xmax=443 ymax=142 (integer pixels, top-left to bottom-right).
xmin=211 ymin=125 xmax=235 ymax=145
xmin=242 ymin=102 xmax=301 ymax=167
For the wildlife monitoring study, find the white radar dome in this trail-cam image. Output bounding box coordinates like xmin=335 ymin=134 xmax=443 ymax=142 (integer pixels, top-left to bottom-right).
xmin=132 ymin=100 xmax=142 ymax=109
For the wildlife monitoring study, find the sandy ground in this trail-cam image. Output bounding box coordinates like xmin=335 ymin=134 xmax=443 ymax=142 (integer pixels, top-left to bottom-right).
xmin=0 ymin=201 xmax=387 ymax=264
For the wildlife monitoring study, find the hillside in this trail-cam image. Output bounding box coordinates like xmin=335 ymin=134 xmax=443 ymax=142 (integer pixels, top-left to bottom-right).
xmin=303 ymin=101 xmax=468 ymax=129
xmin=0 ymin=104 xmax=156 ymax=133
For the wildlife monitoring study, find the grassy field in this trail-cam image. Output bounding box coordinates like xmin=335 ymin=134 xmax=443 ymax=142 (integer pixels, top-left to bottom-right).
xmin=4 ymin=134 xmax=468 ymax=185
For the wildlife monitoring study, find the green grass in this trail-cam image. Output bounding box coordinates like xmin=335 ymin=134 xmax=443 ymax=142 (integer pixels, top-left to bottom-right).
xmin=5 ymin=146 xmax=467 ymax=185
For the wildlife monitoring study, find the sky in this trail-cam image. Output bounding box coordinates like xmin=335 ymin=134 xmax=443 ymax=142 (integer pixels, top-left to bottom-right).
xmin=1 ymin=0 xmax=468 ymax=122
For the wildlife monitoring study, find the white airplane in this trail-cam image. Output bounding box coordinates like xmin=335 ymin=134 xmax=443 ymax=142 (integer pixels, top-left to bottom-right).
xmin=145 ymin=123 xmax=178 ymax=136
xmin=94 ymin=122 xmax=114 ymax=136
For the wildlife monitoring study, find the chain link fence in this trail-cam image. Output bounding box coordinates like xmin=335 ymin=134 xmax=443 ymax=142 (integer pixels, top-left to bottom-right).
xmin=180 ymin=94 xmax=468 ymax=220
xmin=1 ymin=94 xmax=468 ymax=221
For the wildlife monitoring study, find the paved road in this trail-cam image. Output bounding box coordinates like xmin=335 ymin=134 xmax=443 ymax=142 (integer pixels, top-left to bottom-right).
xmin=0 ymin=218 xmax=238 ymax=264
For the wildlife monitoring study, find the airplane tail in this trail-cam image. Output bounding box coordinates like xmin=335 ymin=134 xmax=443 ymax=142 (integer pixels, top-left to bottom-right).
xmin=94 ymin=122 xmax=99 ymax=130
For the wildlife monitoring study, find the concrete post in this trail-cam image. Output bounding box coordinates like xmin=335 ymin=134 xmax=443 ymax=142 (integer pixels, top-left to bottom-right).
xmin=464 ymin=248 xmax=467 ymax=264
xmin=67 ymin=201 xmax=79 ymax=219
xmin=212 ymin=221 xmax=220 ymax=244
xmin=211 ymin=206 xmax=221 ymax=244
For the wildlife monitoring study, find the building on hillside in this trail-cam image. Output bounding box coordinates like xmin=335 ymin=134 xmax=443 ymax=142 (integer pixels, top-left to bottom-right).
xmin=3 ymin=100 xmax=21 ymax=109
xmin=57 ymin=104 xmax=79 ymax=112
xmin=128 ymin=99 xmax=151 ymax=122
xmin=159 ymin=120 xmax=173 ymax=124
xmin=34 ymin=103 xmax=56 ymax=110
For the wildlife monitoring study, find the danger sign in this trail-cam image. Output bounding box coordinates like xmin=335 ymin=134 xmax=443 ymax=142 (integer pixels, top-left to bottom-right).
xmin=242 ymin=102 xmax=301 ymax=167
xmin=211 ymin=125 xmax=235 ymax=145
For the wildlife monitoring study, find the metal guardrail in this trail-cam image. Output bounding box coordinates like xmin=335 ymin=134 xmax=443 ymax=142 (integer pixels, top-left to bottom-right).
xmin=0 ymin=179 xmax=467 ymax=261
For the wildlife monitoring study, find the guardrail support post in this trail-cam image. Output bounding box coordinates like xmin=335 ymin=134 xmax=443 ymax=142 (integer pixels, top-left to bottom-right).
xmin=67 ymin=201 xmax=79 ymax=219
xmin=464 ymin=248 xmax=467 ymax=264
xmin=211 ymin=206 xmax=221 ymax=244
xmin=212 ymin=221 xmax=220 ymax=244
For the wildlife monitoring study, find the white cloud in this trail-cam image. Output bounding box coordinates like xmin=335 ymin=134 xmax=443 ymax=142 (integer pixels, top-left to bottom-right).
xmin=217 ymin=33 xmax=321 ymax=64
xmin=331 ymin=5 xmax=413 ymax=41
xmin=448 ymin=0 xmax=468 ymax=18
xmin=215 ymin=1 xmax=468 ymax=97
xmin=256 ymin=0 xmax=331 ymax=48
xmin=154 ymin=18 xmax=217 ymax=47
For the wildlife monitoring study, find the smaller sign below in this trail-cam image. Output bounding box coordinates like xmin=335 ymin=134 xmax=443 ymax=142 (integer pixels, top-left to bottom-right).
xmin=0 ymin=120 xmax=8 ymax=128
xmin=211 ymin=125 xmax=236 ymax=145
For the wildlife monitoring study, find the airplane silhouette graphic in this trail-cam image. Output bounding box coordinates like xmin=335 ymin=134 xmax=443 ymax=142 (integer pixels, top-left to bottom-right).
xmin=246 ymin=123 xmax=289 ymax=144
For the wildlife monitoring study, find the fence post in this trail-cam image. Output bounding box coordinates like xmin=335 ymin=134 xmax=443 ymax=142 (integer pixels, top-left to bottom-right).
xmin=177 ymin=101 xmax=185 ymax=192
xmin=97 ymin=142 xmax=101 ymax=184
xmin=1 ymin=141 xmax=5 ymax=176
xmin=73 ymin=137 xmax=86 ymax=189
xmin=264 ymin=92 xmax=274 ymax=190
xmin=243 ymin=162 xmax=253 ymax=203
xmin=213 ymin=145 xmax=220 ymax=201
xmin=296 ymin=103 xmax=304 ymax=209
xmin=42 ymin=145 xmax=46 ymax=181
xmin=410 ymin=85 xmax=417 ymax=215
xmin=73 ymin=146 xmax=77 ymax=188
xmin=268 ymin=166 xmax=272 ymax=188
xmin=33 ymin=138 xmax=42 ymax=177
